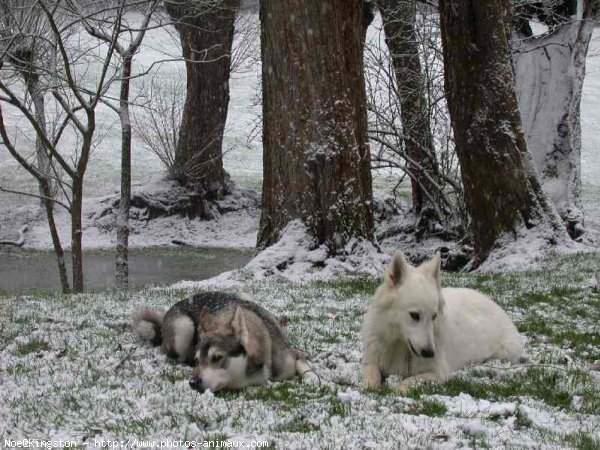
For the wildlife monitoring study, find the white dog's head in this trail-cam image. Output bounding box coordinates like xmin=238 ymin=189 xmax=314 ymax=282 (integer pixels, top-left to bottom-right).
xmin=375 ymin=252 xmax=445 ymax=359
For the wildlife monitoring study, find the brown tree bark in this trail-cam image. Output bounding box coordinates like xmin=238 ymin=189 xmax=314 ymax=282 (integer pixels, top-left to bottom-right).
xmin=258 ymin=0 xmax=374 ymax=251
xmin=439 ymin=0 xmax=565 ymax=267
xmin=377 ymin=0 xmax=443 ymax=222
xmin=115 ymin=54 xmax=133 ymax=290
xmin=165 ymin=0 xmax=239 ymax=196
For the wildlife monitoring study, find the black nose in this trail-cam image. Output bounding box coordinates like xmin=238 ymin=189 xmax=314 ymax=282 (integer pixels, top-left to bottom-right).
xmin=421 ymin=348 xmax=435 ymax=358
xmin=189 ymin=378 xmax=205 ymax=392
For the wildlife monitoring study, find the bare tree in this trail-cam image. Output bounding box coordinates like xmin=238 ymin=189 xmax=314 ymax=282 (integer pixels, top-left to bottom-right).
xmin=0 ymin=0 xmax=59 ymax=200
xmin=513 ymin=0 xmax=600 ymax=238
xmin=76 ymin=0 xmax=160 ymax=289
xmin=376 ymin=0 xmax=449 ymax=231
xmin=164 ymin=0 xmax=240 ymax=202
xmin=439 ymin=0 xmax=566 ymax=267
xmin=258 ymin=0 xmax=374 ymax=251
xmin=132 ymin=7 xmax=259 ymax=181
xmin=0 ymin=0 xmax=126 ymax=292
xmin=132 ymin=70 xmax=183 ymax=179
xmin=365 ymin=2 xmax=465 ymax=236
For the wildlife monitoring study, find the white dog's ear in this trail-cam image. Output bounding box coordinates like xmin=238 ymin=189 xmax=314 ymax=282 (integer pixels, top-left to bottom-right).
xmin=386 ymin=252 xmax=409 ymax=286
xmin=438 ymin=292 xmax=446 ymax=316
xmin=232 ymin=307 xmax=262 ymax=359
xmin=420 ymin=252 xmax=441 ymax=286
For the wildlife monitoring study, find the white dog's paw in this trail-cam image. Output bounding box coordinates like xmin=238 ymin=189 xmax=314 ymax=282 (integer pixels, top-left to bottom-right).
xmin=395 ymin=374 xmax=437 ymax=395
xmin=395 ymin=380 xmax=413 ymax=395
xmin=363 ymin=378 xmax=382 ymax=390
xmin=362 ymin=364 xmax=383 ymax=390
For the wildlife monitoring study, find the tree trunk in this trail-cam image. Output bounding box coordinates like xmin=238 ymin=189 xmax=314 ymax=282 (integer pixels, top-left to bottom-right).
xmin=258 ymin=0 xmax=374 ymax=251
xmin=513 ymin=0 xmax=599 ymax=238
xmin=439 ymin=0 xmax=565 ymax=267
xmin=116 ymin=54 xmax=132 ymax=290
xmin=165 ymin=0 xmax=239 ymax=197
xmin=24 ymin=75 xmax=56 ymax=202
xmin=378 ymin=0 xmax=446 ymax=230
xmin=40 ymin=180 xmax=70 ymax=293
xmin=71 ymin=176 xmax=84 ymax=293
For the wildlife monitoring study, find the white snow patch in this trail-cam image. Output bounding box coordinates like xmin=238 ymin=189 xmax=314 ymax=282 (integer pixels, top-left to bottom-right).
xmin=476 ymin=225 xmax=585 ymax=272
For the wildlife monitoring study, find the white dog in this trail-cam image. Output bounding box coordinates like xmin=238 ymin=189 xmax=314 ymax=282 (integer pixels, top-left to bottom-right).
xmin=361 ymin=252 xmax=523 ymax=393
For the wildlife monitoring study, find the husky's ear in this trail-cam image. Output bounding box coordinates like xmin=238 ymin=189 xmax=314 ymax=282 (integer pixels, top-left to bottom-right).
xmin=232 ymin=307 xmax=263 ymax=359
xmin=420 ymin=252 xmax=441 ymax=286
xmin=386 ymin=252 xmax=409 ymax=286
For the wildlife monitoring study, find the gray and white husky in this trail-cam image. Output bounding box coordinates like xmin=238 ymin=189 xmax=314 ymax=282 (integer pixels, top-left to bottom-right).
xmin=132 ymin=291 xmax=315 ymax=392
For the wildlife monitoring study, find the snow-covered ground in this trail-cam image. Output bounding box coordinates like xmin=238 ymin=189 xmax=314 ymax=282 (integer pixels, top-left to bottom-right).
xmin=1 ymin=253 xmax=599 ymax=448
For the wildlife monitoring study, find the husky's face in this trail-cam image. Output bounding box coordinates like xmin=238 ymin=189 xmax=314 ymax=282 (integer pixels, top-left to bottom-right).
xmin=377 ymin=252 xmax=444 ymax=359
xmin=189 ymin=308 xmax=269 ymax=392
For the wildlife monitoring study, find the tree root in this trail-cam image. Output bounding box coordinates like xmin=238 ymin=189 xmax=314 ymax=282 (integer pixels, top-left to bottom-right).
xmin=0 ymin=225 xmax=29 ymax=247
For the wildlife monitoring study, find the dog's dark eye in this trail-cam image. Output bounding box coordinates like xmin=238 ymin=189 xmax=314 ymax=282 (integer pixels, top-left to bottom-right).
xmin=432 ymin=313 xmax=437 ymax=321
xmin=211 ymin=353 xmax=224 ymax=363
xmin=410 ymin=312 xmax=420 ymax=321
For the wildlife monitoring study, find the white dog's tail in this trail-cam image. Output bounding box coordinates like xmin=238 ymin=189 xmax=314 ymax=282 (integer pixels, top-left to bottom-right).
xmin=132 ymin=308 xmax=165 ymax=346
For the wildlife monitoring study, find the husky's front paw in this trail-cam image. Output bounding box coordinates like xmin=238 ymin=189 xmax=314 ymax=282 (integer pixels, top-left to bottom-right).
xmin=296 ymin=359 xmax=320 ymax=384
xmin=301 ymin=369 xmax=320 ymax=385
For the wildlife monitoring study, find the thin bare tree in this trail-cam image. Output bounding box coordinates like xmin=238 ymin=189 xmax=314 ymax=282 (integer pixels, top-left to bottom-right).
xmin=0 ymin=0 xmax=60 ymax=200
xmin=0 ymin=0 xmax=126 ymax=292
xmin=76 ymin=0 xmax=161 ymax=288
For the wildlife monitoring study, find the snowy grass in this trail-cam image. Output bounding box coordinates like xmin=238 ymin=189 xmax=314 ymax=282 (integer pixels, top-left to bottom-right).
xmin=1 ymin=253 xmax=599 ymax=448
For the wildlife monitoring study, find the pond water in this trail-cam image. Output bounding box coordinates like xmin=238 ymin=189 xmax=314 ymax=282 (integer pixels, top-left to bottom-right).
xmin=0 ymin=246 xmax=254 ymax=294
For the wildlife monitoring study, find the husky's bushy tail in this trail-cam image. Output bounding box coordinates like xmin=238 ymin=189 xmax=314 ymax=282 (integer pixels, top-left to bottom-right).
xmin=132 ymin=308 xmax=165 ymax=346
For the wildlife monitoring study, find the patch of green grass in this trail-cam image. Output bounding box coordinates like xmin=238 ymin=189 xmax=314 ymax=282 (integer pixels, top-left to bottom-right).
xmin=407 ymin=399 xmax=447 ymax=417
xmin=514 ymin=406 xmax=532 ymax=429
xmin=274 ymin=416 xmax=319 ymax=433
xmin=406 ymin=367 xmax=598 ymax=414
xmin=16 ymin=338 xmax=49 ymax=356
xmin=328 ymin=393 xmax=350 ymax=417
xmin=518 ymin=316 xmax=556 ymax=336
xmin=314 ymin=277 xmax=379 ymax=299
xmin=564 ymin=431 xmax=600 ymax=450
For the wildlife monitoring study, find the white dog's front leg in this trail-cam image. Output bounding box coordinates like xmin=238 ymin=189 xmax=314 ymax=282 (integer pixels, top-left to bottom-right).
xmin=362 ymin=363 xmax=383 ymax=389
xmin=395 ymin=372 xmax=438 ymax=395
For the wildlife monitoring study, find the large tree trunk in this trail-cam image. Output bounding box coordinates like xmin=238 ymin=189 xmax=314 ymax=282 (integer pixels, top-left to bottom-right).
xmin=258 ymin=0 xmax=374 ymax=251
xmin=513 ymin=0 xmax=599 ymax=238
xmin=165 ymin=0 xmax=239 ymax=197
xmin=377 ymin=0 xmax=447 ymax=231
xmin=439 ymin=0 xmax=565 ymax=267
